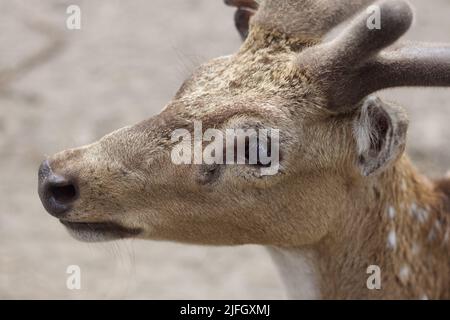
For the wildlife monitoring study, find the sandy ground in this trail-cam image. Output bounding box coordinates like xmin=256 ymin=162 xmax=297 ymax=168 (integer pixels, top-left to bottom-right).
xmin=0 ymin=0 xmax=449 ymax=299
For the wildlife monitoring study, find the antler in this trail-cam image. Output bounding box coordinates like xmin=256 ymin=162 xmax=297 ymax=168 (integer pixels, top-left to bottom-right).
xmin=296 ymin=0 xmax=450 ymax=112
xmin=224 ymin=0 xmax=259 ymax=40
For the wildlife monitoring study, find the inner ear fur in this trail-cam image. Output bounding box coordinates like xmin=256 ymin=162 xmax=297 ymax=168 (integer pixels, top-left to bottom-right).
xmin=353 ymin=96 xmax=409 ymax=177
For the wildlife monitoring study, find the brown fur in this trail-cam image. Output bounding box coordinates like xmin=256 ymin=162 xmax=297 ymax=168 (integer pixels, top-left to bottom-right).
xmin=39 ymin=0 xmax=450 ymax=299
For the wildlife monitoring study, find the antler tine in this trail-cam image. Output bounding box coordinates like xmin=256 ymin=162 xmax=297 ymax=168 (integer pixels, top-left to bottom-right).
xmin=322 ymin=0 xmax=413 ymax=65
xmin=362 ymin=41 xmax=450 ymax=93
xmin=251 ymin=0 xmax=375 ymax=44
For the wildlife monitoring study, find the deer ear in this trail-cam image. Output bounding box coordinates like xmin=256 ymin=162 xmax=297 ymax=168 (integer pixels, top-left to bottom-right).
xmin=353 ymin=96 xmax=409 ymax=177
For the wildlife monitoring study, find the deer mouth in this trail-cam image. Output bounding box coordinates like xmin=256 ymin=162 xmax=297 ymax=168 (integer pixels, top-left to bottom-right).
xmin=60 ymin=220 xmax=142 ymax=242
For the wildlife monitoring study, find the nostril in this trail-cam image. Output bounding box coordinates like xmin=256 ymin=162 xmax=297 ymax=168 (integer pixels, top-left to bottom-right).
xmin=38 ymin=160 xmax=79 ymax=217
xmin=49 ymin=182 xmax=78 ymax=204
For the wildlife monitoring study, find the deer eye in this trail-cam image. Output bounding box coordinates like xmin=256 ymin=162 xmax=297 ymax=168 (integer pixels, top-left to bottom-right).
xmin=243 ymin=136 xmax=272 ymax=168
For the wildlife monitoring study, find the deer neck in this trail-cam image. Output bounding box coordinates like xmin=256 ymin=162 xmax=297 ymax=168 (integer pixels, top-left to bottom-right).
xmin=269 ymin=156 xmax=450 ymax=299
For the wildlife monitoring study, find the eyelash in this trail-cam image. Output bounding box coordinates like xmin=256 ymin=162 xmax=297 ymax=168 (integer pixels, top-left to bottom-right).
xmin=198 ymin=135 xmax=275 ymax=184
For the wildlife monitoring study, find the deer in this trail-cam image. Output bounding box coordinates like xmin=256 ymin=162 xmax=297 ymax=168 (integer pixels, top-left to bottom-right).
xmin=37 ymin=0 xmax=450 ymax=299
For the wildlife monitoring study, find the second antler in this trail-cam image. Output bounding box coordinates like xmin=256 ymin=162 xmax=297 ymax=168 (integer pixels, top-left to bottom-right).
xmin=295 ymin=0 xmax=450 ymax=111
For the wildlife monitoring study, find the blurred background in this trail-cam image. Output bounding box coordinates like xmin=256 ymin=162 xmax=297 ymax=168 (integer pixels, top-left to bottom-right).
xmin=0 ymin=0 xmax=449 ymax=299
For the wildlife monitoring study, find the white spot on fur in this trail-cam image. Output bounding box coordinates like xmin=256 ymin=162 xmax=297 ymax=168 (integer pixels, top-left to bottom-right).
xmin=412 ymin=242 xmax=421 ymax=255
xmin=398 ymin=265 xmax=410 ymax=283
xmin=434 ymin=220 xmax=442 ymax=231
xmin=387 ymin=229 xmax=397 ymax=250
xmin=410 ymin=202 xmax=417 ymax=215
xmin=428 ymin=229 xmax=437 ymax=242
xmin=388 ymin=206 xmax=396 ymax=219
xmin=420 ymin=294 xmax=429 ymax=300
xmin=401 ymin=179 xmax=407 ymax=192
xmin=410 ymin=203 xmax=429 ymax=223
xmin=443 ymin=229 xmax=449 ymax=246
xmin=428 ymin=221 xmax=442 ymax=243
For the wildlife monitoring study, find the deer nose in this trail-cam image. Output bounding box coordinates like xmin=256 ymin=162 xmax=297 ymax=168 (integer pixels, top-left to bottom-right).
xmin=38 ymin=160 xmax=78 ymax=217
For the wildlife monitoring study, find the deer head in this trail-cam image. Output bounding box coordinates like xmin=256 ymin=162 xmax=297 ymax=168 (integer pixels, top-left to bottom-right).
xmin=38 ymin=0 xmax=450 ymax=252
